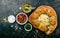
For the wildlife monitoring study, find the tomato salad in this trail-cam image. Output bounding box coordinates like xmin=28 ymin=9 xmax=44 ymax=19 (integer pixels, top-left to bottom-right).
xmin=16 ymin=13 xmax=28 ymax=25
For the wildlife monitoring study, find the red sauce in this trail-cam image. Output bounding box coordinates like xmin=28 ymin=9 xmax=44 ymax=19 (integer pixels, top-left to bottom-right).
xmin=17 ymin=14 xmax=26 ymax=23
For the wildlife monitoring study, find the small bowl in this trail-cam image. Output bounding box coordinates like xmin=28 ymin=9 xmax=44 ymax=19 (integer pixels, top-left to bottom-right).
xmin=19 ymin=3 xmax=36 ymax=13
xmin=21 ymin=3 xmax=32 ymax=13
xmin=24 ymin=23 xmax=32 ymax=31
xmin=8 ymin=15 xmax=15 ymax=23
xmin=16 ymin=13 xmax=28 ymax=25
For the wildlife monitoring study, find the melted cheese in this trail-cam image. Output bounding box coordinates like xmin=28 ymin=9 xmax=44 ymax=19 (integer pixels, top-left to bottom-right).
xmin=38 ymin=14 xmax=50 ymax=26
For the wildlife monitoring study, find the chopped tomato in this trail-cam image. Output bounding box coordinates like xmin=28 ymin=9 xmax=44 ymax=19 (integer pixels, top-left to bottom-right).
xmin=17 ymin=14 xmax=26 ymax=23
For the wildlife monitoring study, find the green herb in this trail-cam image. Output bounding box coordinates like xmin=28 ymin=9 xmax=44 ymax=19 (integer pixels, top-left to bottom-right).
xmin=25 ymin=24 xmax=31 ymax=30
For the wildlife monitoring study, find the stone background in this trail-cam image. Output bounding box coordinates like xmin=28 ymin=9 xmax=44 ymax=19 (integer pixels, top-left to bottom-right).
xmin=0 ymin=0 xmax=60 ymax=38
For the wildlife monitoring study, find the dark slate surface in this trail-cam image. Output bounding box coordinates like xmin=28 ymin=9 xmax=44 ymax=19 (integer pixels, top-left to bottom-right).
xmin=0 ymin=0 xmax=60 ymax=38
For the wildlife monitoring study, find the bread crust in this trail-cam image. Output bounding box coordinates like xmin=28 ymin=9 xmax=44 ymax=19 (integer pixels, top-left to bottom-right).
xmin=28 ymin=5 xmax=57 ymax=35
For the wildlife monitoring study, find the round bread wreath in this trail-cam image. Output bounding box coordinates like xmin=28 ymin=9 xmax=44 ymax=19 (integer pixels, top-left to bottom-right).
xmin=28 ymin=5 xmax=57 ymax=35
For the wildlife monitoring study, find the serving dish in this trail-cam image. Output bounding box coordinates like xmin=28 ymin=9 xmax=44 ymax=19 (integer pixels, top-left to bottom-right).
xmin=16 ymin=13 xmax=28 ymax=25
xmin=24 ymin=23 xmax=32 ymax=31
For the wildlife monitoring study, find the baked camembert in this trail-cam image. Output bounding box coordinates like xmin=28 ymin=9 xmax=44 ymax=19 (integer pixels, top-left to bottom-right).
xmin=29 ymin=5 xmax=57 ymax=35
xmin=37 ymin=14 xmax=50 ymax=26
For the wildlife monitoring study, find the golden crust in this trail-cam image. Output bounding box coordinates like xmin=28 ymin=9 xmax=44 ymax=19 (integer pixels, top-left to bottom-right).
xmin=32 ymin=20 xmax=40 ymax=28
xmin=38 ymin=25 xmax=48 ymax=32
xmin=45 ymin=25 xmax=56 ymax=35
xmin=28 ymin=5 xmax=57 ymax=35
xmin=50 ymin=16 xmax=56 ymax=25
